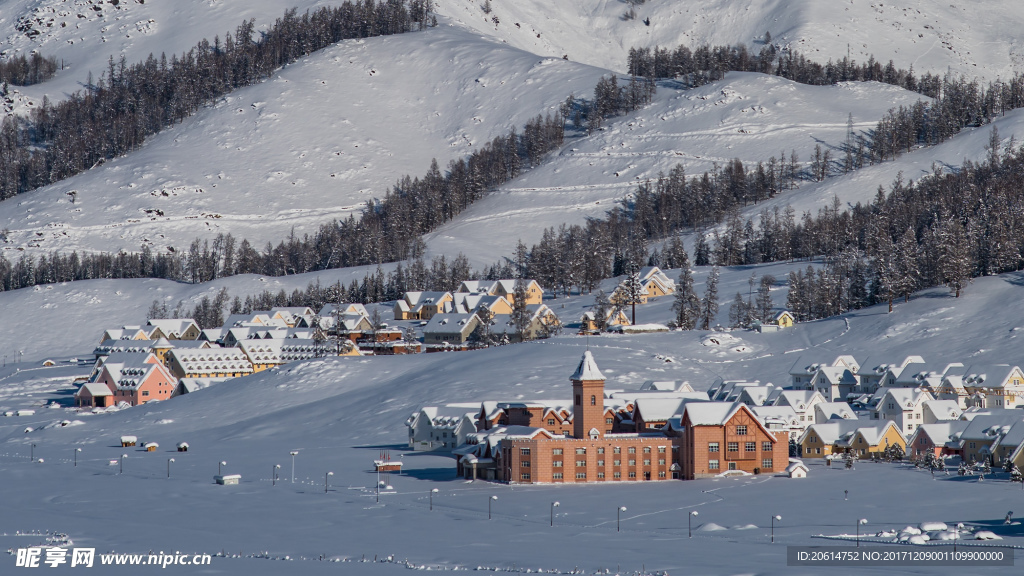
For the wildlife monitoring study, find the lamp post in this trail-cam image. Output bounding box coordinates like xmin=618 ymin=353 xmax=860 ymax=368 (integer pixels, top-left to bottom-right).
xmin=689 ymin=511 xmax=699 ymax=538
xmin=771 ymin=515 xmax=781 ymax=543
xmin=290 ymin=451 xmax=299 ymax=483
xmin=74 ymin=448 xmax=81 ymax=467
xmin=167 ymin=458 xmax=174 ymax=478
xmin=857 ymin=518 xmax=868 ymax=547
xmin=618 ymin=506 xmax=627 ymax=532
xmin=488 ymin=495 xmax=498 ymax=520
xmin=30 ymin=443 xmax=36 ymax=462
xmin=219 ymin=461 xmax=227 ymax=475
xmin=954 ymin=522 xmax=963 ymax=553
xmin=120 ymin=454 xmax=127 ymax=475
xmin=325 ymin=471 xmax=334 ymax=493
xmin=430 ymin=488 xmax=439 ymax=511
xmin=273 ymin=464 xmax=281 ymax=486
xmin=551 ymin=501 xmax=560 ymax=527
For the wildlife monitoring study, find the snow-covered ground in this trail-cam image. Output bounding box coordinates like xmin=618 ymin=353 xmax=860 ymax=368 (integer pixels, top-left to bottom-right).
xmin=3 ymin=265 xmax=1024 ymax=574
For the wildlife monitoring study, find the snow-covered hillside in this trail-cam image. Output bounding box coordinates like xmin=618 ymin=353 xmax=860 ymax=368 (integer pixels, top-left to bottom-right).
xmin=0 ymin=25 xmax=607 ymax=257
xmin=437 ymin=0 xmax=1024 ymax=79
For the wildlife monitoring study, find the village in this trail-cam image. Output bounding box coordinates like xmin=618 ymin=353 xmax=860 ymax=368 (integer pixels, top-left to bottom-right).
xmin=71 ymin=267 xmax=725 ymax=411
xmin=410 ymin=351 xmax=1024 ymax=485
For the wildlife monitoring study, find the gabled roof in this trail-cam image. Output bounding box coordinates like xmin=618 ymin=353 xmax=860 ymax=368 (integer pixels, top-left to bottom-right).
xmin=772 ymin=390 xmax=824 ymax=411
xmin=961 ymin=365 xmax=1022 ymax=389
xmin=875 ymin=388 xmax=934 ymax=410
xmin=423 ymin=313 xmax=478 ymax=336
xmin=640 ymin=380 xmax=693 ymax=392
xmin=909 ymin=421 xmax=969 ymax=447
xmin=633 ymin=398 xmax=689 ymax=423
xmin=798 ymin=420 xmax=863 ymax=445
xmin=921 ymin=400 xmax=963 ymax=422
xmin=814 ymin=402 xmax=857 ymax=421
xmin=145 ymin=319 xmax=199 ymax=338
xmin=76 ymin=382 xmax=112 ymax=397
xmin=750 ymin=405 xmax=801 ymax=428
xmin=814 ymin=366 xmax=858 ymax=386
xmin=958 ymin=412 xmax=1024 ymax=441
xmin=571 ymin=351 xmax=605 ymax=381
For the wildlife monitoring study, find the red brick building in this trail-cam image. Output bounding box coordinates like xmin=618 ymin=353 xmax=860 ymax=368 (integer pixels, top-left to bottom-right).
xmin=673 ymin=402 xmax=789 ymax=479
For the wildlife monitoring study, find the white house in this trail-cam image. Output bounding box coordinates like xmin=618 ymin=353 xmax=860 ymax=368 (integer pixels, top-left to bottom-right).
xmin=872 ymin=388 xmax=935 ymax=434
xmin=407 ymin=405 xmax=480 ymax=451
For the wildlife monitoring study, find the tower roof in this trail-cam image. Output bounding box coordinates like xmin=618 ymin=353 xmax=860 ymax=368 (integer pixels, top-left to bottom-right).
xmin=571 ymin=351 xmax=605 ymax=381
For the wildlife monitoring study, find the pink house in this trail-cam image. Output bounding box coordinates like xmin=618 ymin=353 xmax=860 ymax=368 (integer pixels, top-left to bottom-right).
xmin=94 ymin=352 xmax=177 ymax=406
xmin=75 ymin=382 xmax=114 ymax=408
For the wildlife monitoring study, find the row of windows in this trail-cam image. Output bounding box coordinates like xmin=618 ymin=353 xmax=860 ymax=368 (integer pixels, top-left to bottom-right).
xmin=712 ymin=441 xmax=772 ymax=452
xmin=548 ymin=458 xmax=668 ymax=468
xmin=707 ymin=459 xmax=773 ymax=470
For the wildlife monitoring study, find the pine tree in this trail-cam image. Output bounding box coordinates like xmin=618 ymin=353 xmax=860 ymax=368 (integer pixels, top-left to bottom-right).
xmin=511 ymin=279 xmax=532 ymax=339
xmin=755 ymin=274 xmax=774 ymax=321
xmin=728 ymin=292 xmax=750 ymax=328
xmin=621 ymin=263 xmax=645 ymax=324
xmin=671 ymin=261 xmax=700 ymax=329
xmin=699 ymin=266 xmax=720 ymax=330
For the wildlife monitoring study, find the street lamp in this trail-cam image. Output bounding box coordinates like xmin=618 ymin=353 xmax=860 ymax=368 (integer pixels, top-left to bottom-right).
xmin=771 ymin=515 xmax=781 ymax=543
xmin=618 ymin=506 xmax=627 ymax=532
xmin=167 ymin=458 xmax=174 ymax=478
xmin=857 ymin=518 xmax=868 ymax=547
xmin=325 ymin=471 xmax=334 ymax=493
xmin=30 ymin=443 xmax=36 ymax=463
xmin=954 ymin=522 xmax=963 ymax=553
xmin=290 ymin=451 xmax=299 ymax=483
xmin=551 ymin=501 xmax=560 ymax=527
xmin=488 ymin=495 xmax=498 ymax=520
xmin=689 ymin=511 xmax=699 ymax=538
xmin=430 ymin=488 xmax=439 ymax=511
xmin=219 ymin=461 xmax=227 ymax=475
xmin=120 ymin=454 xmax=127 ymax=475
xmin=273 ymin=464 xmax=281 ymax=486
xmin=74 ymin=448 xmax=81 ymax=467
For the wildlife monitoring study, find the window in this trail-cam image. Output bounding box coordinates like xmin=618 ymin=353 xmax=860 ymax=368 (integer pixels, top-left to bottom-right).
xmin=576 ymin=472 xmax=587 ymax=479
xmin=613 ymin=447 xmax=621 ymax=454
xmin=804 ymin=447 xmax=812 ymax=455
xmin=643 ymin=447 xmax=651 ymax=454
xmin=552 ymin=448 xmax=563 ymax=455
xmin=520 ymin=448 xmax=531 ymax=455
xmin=613 ymin=459 xmax=621 ymax=466
xmin=597 ymin=460 xmax=605 ymax=466
xmin=708 ymin=460 xmax=720 ymax=470
xmin=606 ymin=418 xmax=614 ymax=424
xmin=658 ymin=459 xmax=665 ymax=465
xmin=613 ymin=471 xmax=622 ymax=479
xmin=521 ymin=473 xmax=531 ymax=480
xmin=552 ymin=461 xmax=563 ymax=467
xmin=658 ymin=446 xmax=666 ymax=453
xmin=907 ymin=424 xmax=913 ymax=431
xmin=521 ymin=460 xmax=530 ymax=467
xmin=553 ymin=472 xmax=563 ymax=480
xmin=576 ymin=460 xmax=587 ymax=467
xmin=597 ymin=472 xmax=605 ymax=479
xmin=628 ymin=471 xmax=637 ymax=478
xmin=727 ymin=442 xmax=739 ymax=452
xmin=591 ymin=395 xmax=596 ymax=406
xmin=736 ymin=425 xmax=748 ymax=435
xmin=745 ymin=442 xmax=756 ymax=452
xmin=763 ymin=458 xmax=773 ymax=469
xmin=575 ymin=394 xmax=581 ymax=405
xmin=142 ymin=391 xmax=149 ymax=396
xmin=548 ymin=419 xmax=555 ymax=425
xmin=969 ymin=442 xmax=976 ymax=449
xmin=597 ymin=448 xmax=605 ymax=454
xmin=628 ymin=447 xmax=636 ymax=454
xmin=658 ymin=471 xmax=666 ymax=478
xmin=763 ymin=442 xmax=772 ymax=452
xmin=708 ymin=442 xmax=719 ymax=453
xmin=643 ymin=459 xmax=651 ymax=466
xmin=728 ymin=462 xmax=737 ymax=470
xmin=628 ymin=459 xmax=636 ymax=466
xmin=576 ymin=448 xmax=586 ymax=455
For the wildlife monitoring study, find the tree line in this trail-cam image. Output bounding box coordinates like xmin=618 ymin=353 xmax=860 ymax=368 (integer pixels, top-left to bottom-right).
xmin=0 ymin=52 xmax=58 ymax=86
xmin=0 ymin=0 xmax=428 ymax=201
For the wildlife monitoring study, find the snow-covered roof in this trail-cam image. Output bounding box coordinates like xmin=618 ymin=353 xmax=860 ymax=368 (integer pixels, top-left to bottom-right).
xmin=814 ymin=401 xmax=857 ymax=421
xmin=815 ymin=366 xmax=857 ymax=386
xmin=958 ymin=412 xmax=1024 ymax=441
xmin=772 ymin=390 xmax=823 ymax=411
xmin=909 ymin=421 xmax=969 ymax=447
xmin=639 ymin=380 xmax=693 ymax=392
xmin=423 ymin=313 xmax=478 ymax=336
xmin=798 ymin=420 xmax=863 ymax=445
xmin=961 ymin=364 xmax=1021 ymax=389
xmin=749 ymin=405 xmax=801 ymax=428
xmin=921 ymin=400 xmax=963 ymax=422
xmin=145 ymin=318 xmax=199 ymax=338
xmin=875 ymin=388 xmax=933 ymax=410
xmin=76 ymin=382 xmax=112 ymax=397
xmin=571 ymin=351 xmax=605 ymax=381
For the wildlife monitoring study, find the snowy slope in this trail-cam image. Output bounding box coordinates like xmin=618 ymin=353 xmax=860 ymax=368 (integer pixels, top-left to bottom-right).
xmin=3 ymin=267 xmax=1024 ymax=574
xmin=0 ymin=25 xmax=608 ymax=257
xmin=436 ymin=0 xmax=1024 ymax=79
xmin=424 ymin=72 xmax=927 ymax=265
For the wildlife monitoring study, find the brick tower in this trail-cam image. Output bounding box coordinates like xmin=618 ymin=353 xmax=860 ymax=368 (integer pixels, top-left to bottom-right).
xmin=571 ymin=351 xmax=606 ymax=439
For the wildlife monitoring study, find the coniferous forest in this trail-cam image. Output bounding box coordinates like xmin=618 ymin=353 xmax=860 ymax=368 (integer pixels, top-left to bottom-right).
xmin=2 ymin=38 xmax=1024 ymax=330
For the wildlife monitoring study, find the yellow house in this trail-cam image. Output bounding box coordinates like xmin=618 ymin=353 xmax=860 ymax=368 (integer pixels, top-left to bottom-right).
xmin=394 ymin=291 xmax=454 ymax=321
xmin=579 ymin=308 xmax=631 ymax=333
xmin=457 ymin=280 xmax=544 ymax=306
xmin=834 ymin=421 xmax=906 ymax=457
xmin=774 ymin=310 xmax=795 ymax=328
xmin=798 ymin=421 xmax=856 ymax=458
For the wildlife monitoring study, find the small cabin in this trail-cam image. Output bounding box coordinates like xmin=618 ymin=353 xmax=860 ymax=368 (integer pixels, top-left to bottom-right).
xmin=214 ymin=474 xmax=241 ymax=485
xmin=786 ymin=461 xmax=809 ymax=479
xmin=144 ymin=442 xmax=159 ymax=452
xmin=120 ymin=435 xmax=138 ymax=447
xmin=176 ymin=442 xmax=189 ymax=452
